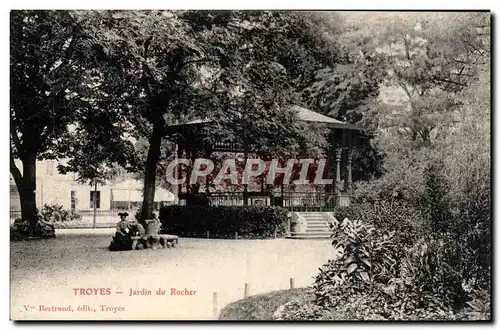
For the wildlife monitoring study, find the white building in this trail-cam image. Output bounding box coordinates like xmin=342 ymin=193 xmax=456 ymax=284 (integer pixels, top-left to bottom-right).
xmin=10 ymin=159 xmax=175 ymax=211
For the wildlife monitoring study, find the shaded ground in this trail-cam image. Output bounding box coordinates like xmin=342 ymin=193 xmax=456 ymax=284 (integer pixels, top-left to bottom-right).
xmin=11 ymin=229 xmax=334 ymax=320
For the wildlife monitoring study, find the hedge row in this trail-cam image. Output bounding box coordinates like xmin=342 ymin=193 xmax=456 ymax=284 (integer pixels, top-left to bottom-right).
xmin=159 ymin=205 xmax=289 ymax=238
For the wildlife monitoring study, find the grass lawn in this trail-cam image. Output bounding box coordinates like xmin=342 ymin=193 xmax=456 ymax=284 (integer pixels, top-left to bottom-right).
xmin=218 ymin=287 xmax=312 ymax=320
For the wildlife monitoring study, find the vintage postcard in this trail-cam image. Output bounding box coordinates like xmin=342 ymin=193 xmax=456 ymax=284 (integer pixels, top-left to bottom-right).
xmin=10 ymin=10 xmax=491 ymax=321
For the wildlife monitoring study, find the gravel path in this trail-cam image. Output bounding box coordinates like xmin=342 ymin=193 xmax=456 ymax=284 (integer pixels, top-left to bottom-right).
xmin=11 ymin=229 xmax=335 ymax=320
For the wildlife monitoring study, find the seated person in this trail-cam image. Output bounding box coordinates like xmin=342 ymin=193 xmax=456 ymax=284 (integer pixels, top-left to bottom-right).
xmin=142 ymin=212 xmax=162 ymax=236
xmin=116 ymin=212 xmax=145 ymax=237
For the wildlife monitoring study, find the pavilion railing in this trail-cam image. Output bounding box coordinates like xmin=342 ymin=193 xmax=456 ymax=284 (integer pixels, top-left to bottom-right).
xmin=283 ymin=192 xmax=337 ymax=212
xmin=178 ymin=191 xmax=339 ymax=211
xmin=204 ymin=192 xmax=246 ymax=206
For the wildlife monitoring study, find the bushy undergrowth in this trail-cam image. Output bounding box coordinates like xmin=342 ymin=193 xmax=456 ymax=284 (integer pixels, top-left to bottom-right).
xmin=315 ymin=128 xmax=491 ymax=320
xmin=333 ymin=200 xmax=426 ymax=246
xmin=291 ymin=153 xmax=490 ymax=321
xmin=288 ymin=213 xmax=490 ymax=320
xmin=38 ymin=204 xmax=81 ymax=222
xmin=303 ymin=157 xmax=491 ymax=320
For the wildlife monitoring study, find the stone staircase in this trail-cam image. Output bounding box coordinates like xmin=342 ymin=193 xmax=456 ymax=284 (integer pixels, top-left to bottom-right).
xmin=287 ymin=212 xmax=334 ymax=239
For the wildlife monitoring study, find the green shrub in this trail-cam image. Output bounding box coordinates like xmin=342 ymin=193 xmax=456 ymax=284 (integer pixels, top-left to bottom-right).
xmin=159 ymin=205 xmax=289 ymax=238
xmin=461 ymin=289 xmax=491 ymax=320
xmin=414 ymin=160 xmax=491 ymax=308
xmin=418 ymin=161 xmax=452 ymax=233
xmin=351 ymin=152 xmax=427 ymax=206
xmin=313 ymin=218 xmax=401 ymax=308
xmin=312 ymin=209 xmax=490 ymax=320
xmin=38 ymin=204 xmax=81 ymax=222
xmin=334 ymin=200 xmax=426 ymax=247
xmin=10 ymin=217 xmax=56 ymax=240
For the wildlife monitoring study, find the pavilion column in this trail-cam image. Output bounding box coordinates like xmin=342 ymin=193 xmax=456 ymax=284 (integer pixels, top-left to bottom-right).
xmin=189 ymin=148 xmax=199 ymax=194
xmin=204 ymin=148 xmax=212 ymax=196
xmin=185 ymin=147 xmax=193 ymax=194
xmin=335 ymin=147 xmax=342 ymax=196
xmin=243 ymin=151 xmax=249 ymax=206
xmin=344 ymin=148 xmax=353 ymax=193
xmin=176 ymin=146 xmax=184 ymax=198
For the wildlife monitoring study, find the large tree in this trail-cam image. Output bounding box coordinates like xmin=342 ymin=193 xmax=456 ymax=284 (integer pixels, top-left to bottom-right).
xmin=351 ymin=12 xmax=490 ymax=202
xmin=73 ymin=10 xmax=238 ymax=220
xmin=10 ymin=11 xmax=91 ymax=227
xmin=371 ymin=12 xmax=489 ymax=150
xmin=75 ymin=10 xmax=351 ymax=219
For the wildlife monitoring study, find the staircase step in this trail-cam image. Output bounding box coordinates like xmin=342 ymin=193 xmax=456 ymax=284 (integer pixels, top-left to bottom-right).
xmin=286 ymin=234 xmax=332 ymax=239
xmin=304 ymin=220 xmax=329 ymax=222
xmin=306 ymin=224 xmax=331 ymax=227
xmin=305 ymin=231 xmax=331 ymax=235
xmin=293 ymin=231 xmax=333 ymax=235
xmin=289 ymin=212 xmax=335 ymax=239
xmin=301 ymin=215 xmax=329 ymax=217
xmin=298 ymin=215 xmax=329 ymax=218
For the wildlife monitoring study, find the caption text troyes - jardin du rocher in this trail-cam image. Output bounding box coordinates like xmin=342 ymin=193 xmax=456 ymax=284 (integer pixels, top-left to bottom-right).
xmin=24 ymin=287 xmax=197 ymax=314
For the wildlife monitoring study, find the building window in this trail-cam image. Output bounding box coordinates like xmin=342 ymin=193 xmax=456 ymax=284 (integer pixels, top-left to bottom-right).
xmin=46 ymin=161 xmax=54 ymax=176
xmin=70 ymin=191 xmax=76 ymax=210
xmin=90 ymin=191 xmax=101 ymax=209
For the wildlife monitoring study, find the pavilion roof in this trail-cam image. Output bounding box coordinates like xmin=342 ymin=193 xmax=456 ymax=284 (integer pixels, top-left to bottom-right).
xmin=169 ymin=105 xmax=360 ymax=130
xmin=291 ymin=105 xmax=346 ymax=125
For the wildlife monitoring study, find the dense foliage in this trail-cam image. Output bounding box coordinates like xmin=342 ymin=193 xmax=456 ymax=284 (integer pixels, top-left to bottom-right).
xmin=10 ymin=10 xmax=386 ymax=228
xmin=10 ymin=218 xmax=56 ymax=240
xmin=10 ymin=11 xmax=90 ymax=226
xmin=159 ymin=205 xmax=288 ymax=238
xmin=286 ymin=212 xmax=490 ymax=320
xmin=271 ymin=13 xmax=491 ymax=320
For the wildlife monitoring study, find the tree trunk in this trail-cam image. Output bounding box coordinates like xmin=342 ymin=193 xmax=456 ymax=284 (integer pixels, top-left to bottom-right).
xmin=22 ymin=153 xmax=37 ymax=227
xmin=11 ymin=151 xmax=38 ymax=227
xmin=140 ymin=117 xmax=165 ymax=222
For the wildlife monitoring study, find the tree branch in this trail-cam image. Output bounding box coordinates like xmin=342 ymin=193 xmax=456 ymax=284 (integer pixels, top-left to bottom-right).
xmin=10 ymin=145 xmax=23 ymax=185
xmin=10 ymin=132 xmax=22 ymax=155
xmin=39 ymin=124 xmax=55 ymax=146
xmin=10 ymin=123 xmax=23 ymax=154
xmin=48 ymin=25 xmax=79 ymax=77
xmin=433 ymin=77 xmax=468 ymax=87
xmin=141 ymin=36 xmax=159 ymax=92
xmin=143 ymin=36 xmax=152 ymax=59
xmin=398 ymin=81 xmax=413 ymax=100
xmin=179 ymin=57 xmax=212 ymax=69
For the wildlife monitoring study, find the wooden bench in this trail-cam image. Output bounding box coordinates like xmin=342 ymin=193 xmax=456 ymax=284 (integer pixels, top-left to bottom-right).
xmin=160 ymin=234 xmax=179 ymax=247
xmin=130 ymin=236 xmax=142 ymax=250
xmin=130 ymin=234 xmax=179 ymax=249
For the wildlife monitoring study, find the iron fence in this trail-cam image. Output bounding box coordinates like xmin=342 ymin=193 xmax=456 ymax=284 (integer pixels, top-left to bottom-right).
xmin=283 ymin=192 xmax=337 ymax=212
xmin=178 ymin=191 xmax=339 ymax=211
xmin=10 ymin=192 xmax=340 ymax=223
